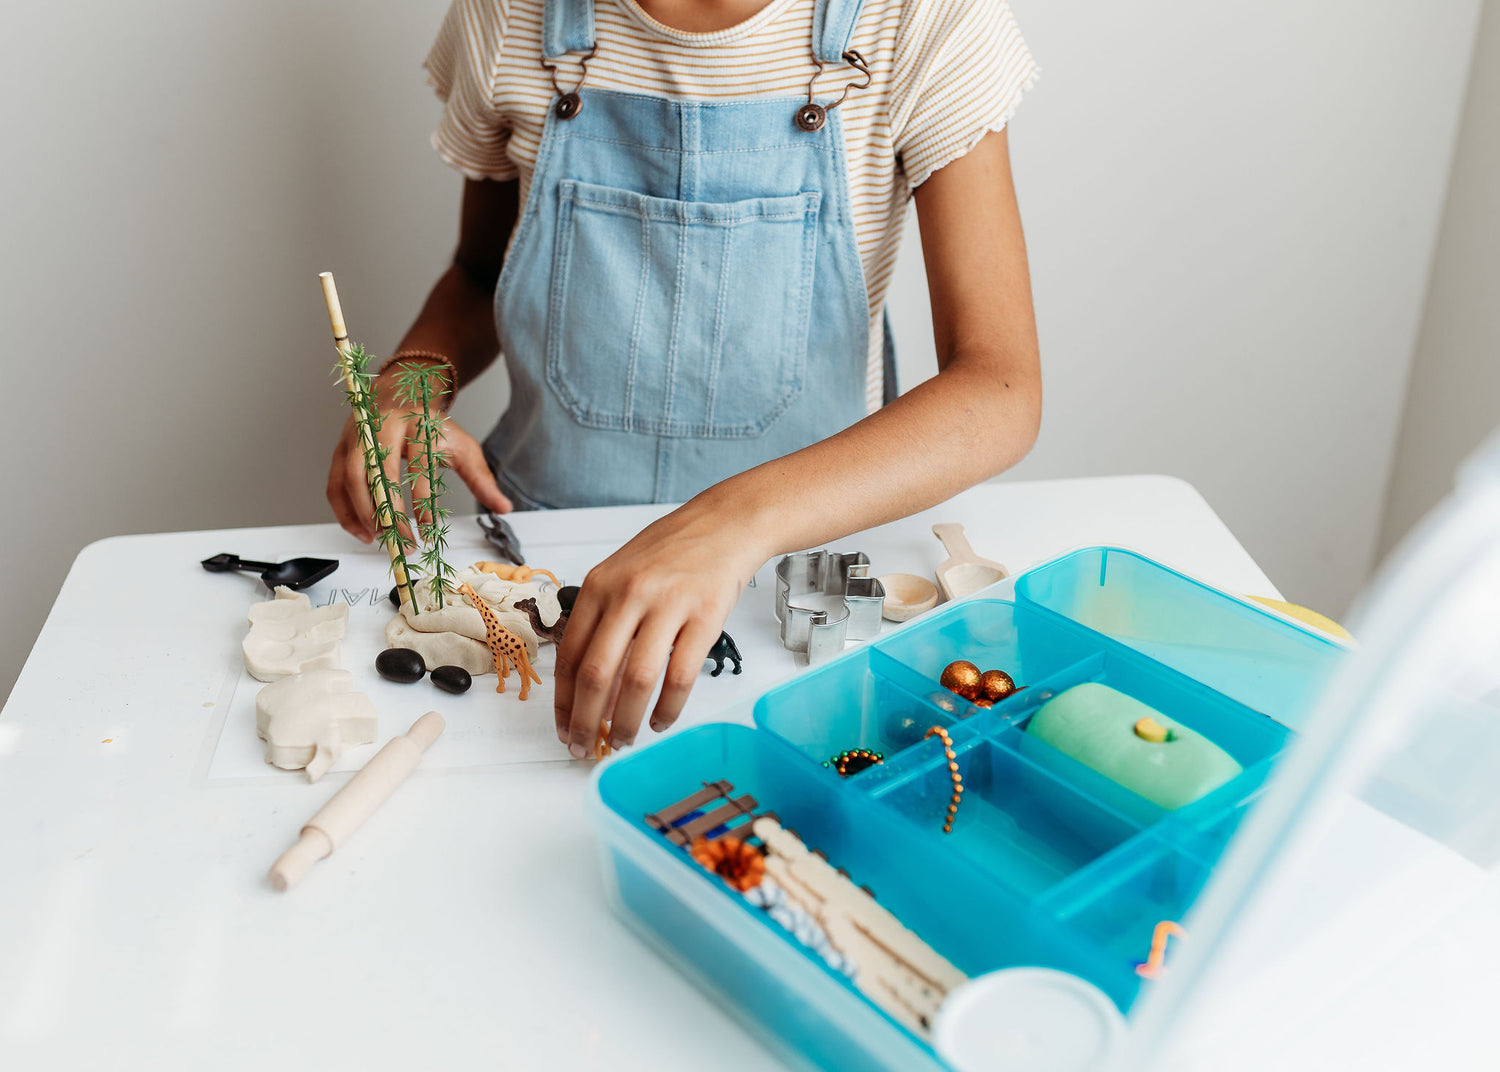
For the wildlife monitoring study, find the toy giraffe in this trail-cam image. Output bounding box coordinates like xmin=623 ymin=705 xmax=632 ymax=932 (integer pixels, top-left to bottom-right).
xmin=456 ymin=583 xmax=542 ymax=700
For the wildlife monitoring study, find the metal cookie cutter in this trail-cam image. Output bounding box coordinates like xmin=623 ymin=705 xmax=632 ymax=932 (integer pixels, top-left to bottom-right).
xmin=775 ymin=551 xmax=886 ymax=665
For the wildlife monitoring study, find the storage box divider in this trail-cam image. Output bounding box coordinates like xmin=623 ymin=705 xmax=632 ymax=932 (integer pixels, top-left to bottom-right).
xmin=866 ymin=723 xmax=1153 ymax=900
xmin=871 ymin=597 xmax=1104 ymax=694
xmin=755 ymin=649 xmax=971 ymax=775
xmin=1165 ymin=761 xmax=1278 ymax=864
xmin=985 ymin=720 xmax=1175 ymax=832
xmin=1037 ymin=834 xmax=1214 ymax=974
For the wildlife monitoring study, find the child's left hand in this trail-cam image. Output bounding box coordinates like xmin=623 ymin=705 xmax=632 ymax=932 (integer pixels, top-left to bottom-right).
xmin=553 ymin=496 xmax=768 ymax=756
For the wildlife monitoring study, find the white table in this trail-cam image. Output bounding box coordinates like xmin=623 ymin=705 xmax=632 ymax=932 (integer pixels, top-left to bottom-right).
xmin=0 ymin=476 xmax=1280 ymax=1070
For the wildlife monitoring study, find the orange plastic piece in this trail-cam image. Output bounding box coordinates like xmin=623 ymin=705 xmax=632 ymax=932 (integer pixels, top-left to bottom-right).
xmin=690 ymin=836 xmax=767 ymax=892
xmin=456 ymin=582 xmax=543 ymax=700
xmin=1135 ymin=920 xmax=1186 ymax=979
xmin=474 ymin=561 xmax=561 ymax=586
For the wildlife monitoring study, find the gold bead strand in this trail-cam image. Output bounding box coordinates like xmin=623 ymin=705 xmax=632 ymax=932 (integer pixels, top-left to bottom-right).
xmin=924 ymin=726 xmax=964 ymax=834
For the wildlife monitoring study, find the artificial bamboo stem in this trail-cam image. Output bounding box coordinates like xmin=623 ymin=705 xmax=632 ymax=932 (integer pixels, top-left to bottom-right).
xmin=319 ymin=271 xmax=417 ymax=610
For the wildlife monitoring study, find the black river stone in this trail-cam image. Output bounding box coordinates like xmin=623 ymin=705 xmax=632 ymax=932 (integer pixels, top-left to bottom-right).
xmin=376 ymin=647 xmax=426 ymax=684
xmin=430 ymin=665 xmax=473 ymax=695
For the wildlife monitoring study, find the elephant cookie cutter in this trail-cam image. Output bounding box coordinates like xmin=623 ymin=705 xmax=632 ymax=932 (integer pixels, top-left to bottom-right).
xmin=775 ymin=551 xmax=885 ymax=665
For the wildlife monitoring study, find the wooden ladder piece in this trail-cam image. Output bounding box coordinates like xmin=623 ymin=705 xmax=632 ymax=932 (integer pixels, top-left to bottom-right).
xmin=644 ymin=780 xmax=736 ymax=841
xmin=675 ymin=795 xmax=759 ymax=843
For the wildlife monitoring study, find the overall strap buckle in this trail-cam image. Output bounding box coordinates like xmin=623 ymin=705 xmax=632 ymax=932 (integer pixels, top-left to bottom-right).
xmin=541 ymin=45 xmax=597 ymax=120
xmin=795 ymin=49 xmax=871 ymax=133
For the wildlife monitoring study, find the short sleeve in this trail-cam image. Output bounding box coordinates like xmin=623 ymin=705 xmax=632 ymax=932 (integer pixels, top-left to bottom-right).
xmin=423 ymin=0 xmax=518 ymax=182
xmin=889 ymin=0 xmax=1039 ymax=188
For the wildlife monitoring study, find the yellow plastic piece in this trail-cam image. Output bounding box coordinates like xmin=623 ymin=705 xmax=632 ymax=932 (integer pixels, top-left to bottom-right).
xmin=1133 ymin=716 xmax=1171 ymax=743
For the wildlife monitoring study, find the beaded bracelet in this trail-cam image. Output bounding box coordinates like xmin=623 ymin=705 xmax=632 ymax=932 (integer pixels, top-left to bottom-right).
xmin=924 ymin=726 xmax=963 ymax=833
xmin=378 ymin=348 xmax=456 ymax=384
xmin=823 ymin=748 xmax=884 ymax=778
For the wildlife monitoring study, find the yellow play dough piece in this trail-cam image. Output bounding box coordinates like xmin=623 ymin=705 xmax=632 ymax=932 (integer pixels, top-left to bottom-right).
xmin=1134 ymin=717 xmax=1171 ymax=743
xmin=1245 ymin=596 xmax=1352 ymax=641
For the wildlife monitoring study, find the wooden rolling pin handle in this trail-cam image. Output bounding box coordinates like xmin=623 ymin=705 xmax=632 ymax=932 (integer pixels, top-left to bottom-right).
xmin=268 ymin=828 xmax=333 ymax=892
xmin=269 ymin=712 xmax=445 ymax=892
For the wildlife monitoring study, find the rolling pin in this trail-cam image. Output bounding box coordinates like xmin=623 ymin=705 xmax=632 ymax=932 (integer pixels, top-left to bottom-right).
xmin=269 ymin=711 xmax=445 ymax=891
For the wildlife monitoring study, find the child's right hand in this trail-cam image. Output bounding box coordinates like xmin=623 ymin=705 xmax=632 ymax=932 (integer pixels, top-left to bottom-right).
xmin=326 ymin=362 xmax=512 ymax=543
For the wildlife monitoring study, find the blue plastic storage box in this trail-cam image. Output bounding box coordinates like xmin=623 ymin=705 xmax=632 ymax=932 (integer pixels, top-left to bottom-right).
xmin=591 ymin=547 xmax=1346 ymax=1072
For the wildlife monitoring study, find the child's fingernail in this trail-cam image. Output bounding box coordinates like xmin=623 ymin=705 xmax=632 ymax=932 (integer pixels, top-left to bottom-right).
xmin=610 ymin=736 xmax=629 ymax=751
xmin=557 ymin=726 xmax=569 ymax=744
xmin=569 ymin=741 xmax=587 ymax=759
xmin=649 ymin=720 xmax=665 ymax=733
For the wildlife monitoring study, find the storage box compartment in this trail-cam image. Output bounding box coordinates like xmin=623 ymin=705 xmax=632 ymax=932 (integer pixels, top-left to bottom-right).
xmin=1015 ymin=547 xmax=1343 ymax=729
xmin=870 ymin=732 xmax=1148 ymax=898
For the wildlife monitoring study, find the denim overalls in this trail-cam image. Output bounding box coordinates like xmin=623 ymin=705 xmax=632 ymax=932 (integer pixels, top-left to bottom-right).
xmin=486 ymin=0 xmax=874 ymax=509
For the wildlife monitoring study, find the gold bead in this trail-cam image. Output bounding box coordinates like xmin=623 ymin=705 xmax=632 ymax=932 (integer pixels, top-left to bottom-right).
xmin=948 ymin=761 xmax=959 ymax=773
xmin=940 ymin=661 xmax=982 ymax=700
xmin=979 ymin=669 xmax=1017 ymax=703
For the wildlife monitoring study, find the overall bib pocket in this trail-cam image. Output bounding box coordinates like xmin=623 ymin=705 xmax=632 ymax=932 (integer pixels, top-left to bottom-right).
xmin=546 ymin=180 xmax=821 ymax=438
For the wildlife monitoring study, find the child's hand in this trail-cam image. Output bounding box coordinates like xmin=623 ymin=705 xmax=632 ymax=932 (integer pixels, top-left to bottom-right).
xmin=554 ymin=498 xmax=768 ymax=756
xmin=326 ymin=363 xmax=512 ymax=542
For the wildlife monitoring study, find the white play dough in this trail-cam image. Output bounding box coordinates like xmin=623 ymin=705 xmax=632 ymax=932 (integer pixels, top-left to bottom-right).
xmin=385 ymin=616 xmax=493 ymax=676
xmin=255 ymin=668 xmax=377 ymax=782
xmin=385 ymin=570 xmax=554 ymax=675
xmin=242 ymin=586 xmax=348 ymax=682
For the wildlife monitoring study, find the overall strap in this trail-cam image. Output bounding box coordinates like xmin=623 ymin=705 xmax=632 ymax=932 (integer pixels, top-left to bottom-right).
xmin=542 ymin=0 xmax=595 ymax=59
xmin=813 ymin=0 xmax=865 ymax=63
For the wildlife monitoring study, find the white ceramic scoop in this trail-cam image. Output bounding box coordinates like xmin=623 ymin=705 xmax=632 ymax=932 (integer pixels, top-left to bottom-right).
xmin=932 ymin=523 xmax=1008 ymax=601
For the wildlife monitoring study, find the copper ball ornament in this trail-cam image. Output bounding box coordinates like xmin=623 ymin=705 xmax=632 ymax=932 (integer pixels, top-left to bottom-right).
xmin=940 ymin=660 xmax=982 ymax=700
xmin=979 ymin=670 xmax=1017 ymax=703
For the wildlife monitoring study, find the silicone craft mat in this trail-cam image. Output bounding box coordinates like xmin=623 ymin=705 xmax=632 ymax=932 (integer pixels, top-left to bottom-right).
xmin=202 ymin=542 xmax=808 ymax=781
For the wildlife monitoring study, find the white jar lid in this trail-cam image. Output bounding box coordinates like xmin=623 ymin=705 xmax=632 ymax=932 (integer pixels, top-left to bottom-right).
xmin=933 ymin=967 xmax=1127 ymax=1072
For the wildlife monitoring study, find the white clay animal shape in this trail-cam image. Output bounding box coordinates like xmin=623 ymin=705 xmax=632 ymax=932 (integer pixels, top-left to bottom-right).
xmin=256 ymin=668 xmax=377 ymax=782
xmin=243 ymin=586 xmax=348 ymax=682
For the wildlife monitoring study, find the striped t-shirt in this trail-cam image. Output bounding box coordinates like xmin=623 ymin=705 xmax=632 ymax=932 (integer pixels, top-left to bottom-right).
xmin=425 ymin=0 xmax=1038 ymax=411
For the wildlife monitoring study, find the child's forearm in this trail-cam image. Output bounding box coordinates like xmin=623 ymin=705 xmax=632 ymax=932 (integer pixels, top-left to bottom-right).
xmin=387 ymin=262 xmax=502 ymax=398
xmin=696 ymin=130 xmax=1039 ymax=564
xmin=700 ymin=348 xmax=1041 ymax=563
xmin=387 ymin=178 xmax=520 ymax=400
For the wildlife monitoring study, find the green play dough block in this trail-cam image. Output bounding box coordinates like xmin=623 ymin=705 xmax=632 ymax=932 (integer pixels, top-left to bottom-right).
xmin=1025 ymin=682 xmax=1242 ymax=810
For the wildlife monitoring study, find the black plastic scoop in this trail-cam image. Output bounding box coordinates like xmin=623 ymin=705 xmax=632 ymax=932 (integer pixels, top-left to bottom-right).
xmin=201 ymin=553 xmax=339 ymax=591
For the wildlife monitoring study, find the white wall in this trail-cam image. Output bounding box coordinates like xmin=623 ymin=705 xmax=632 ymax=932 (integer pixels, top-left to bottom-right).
xmin=0 ymin=1 xmax=1483 ymax=705
xmin=1380 ymin=0 xmax=1500 ymax=556
xmin=890 ymin=0 xmax=1481 ymax=620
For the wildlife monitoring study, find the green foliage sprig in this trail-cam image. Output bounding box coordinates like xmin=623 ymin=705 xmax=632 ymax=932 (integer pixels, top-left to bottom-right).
xmin=393 ymin=361 xmax=455 ymax=609
xmin=333 ymin=342 xmax=420 ymax=612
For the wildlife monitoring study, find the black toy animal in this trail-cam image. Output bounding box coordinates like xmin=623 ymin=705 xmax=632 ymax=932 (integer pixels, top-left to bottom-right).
xmin=706 ymin=631 xmax=743 ymax=677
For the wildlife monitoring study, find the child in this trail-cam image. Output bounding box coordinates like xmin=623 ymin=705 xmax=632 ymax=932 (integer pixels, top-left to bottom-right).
xmin=327 ymin=0 xmax=1041 ymax=758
